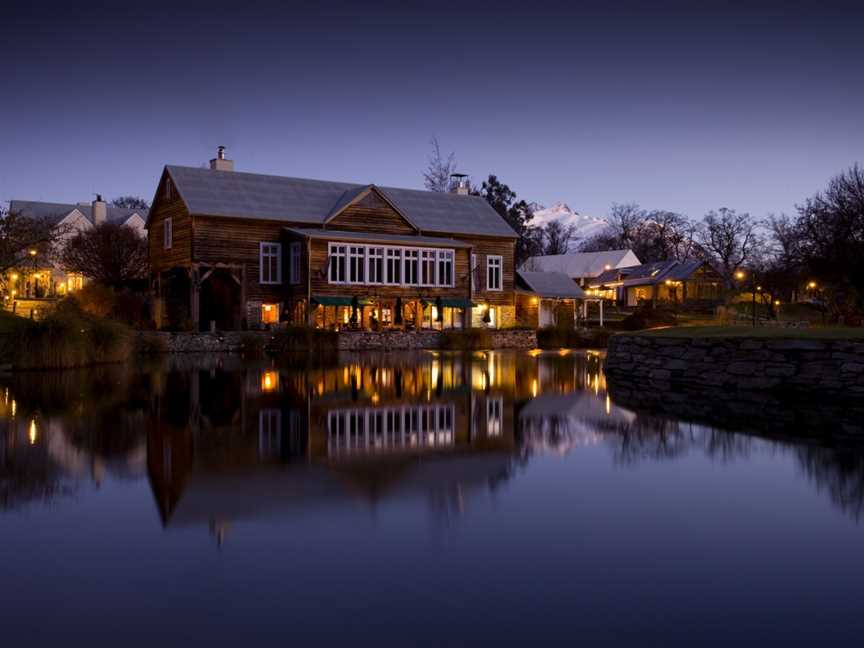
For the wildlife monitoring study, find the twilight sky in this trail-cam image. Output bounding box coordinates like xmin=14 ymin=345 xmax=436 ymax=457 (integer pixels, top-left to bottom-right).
xmin=1 ymin=0 xmax=862 ymax=220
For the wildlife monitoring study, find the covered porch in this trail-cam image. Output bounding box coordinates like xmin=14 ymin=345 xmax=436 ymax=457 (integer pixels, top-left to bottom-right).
xmin=305 ymin=295 xmax=473 ymax=332
xmin=515 ymin=270 xmax=602 ymax=328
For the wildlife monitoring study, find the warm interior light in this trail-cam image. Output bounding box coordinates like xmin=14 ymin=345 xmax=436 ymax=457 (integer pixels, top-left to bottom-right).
xmin=10 ymin=273 xmax=17 ymax=281
xmin=261 ymin=370 xmax=278 ymax=392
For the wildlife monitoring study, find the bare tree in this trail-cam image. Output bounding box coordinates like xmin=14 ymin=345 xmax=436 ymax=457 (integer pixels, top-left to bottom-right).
xmin=541 ymin=219 xmax=578 ymax=255
xmin=60 ymin=222 xmax=148 ymax=287
xmin=110 ymin=196 xmax=149 ymax=210
xmin=0 ymin=209 xmax=61 ymax=275
xmin=697 ymin=207 xmax=760 ymax=285
xmin=423 ymin=137 xmax=457 ymax=192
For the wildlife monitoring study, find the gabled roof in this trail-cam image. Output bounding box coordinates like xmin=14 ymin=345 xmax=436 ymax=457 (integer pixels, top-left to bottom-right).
xmin=590 ymin=259 xmax=713 ymax=287
xmin=522 ymin=249 xmax=640 ymax=278
xmin=516 ymin=270 xmax=585 ymax=299
xmin=9 ymin=200 xmax=148 ymax=226
xmin=163 ymin=165 xmax=518 ymax=238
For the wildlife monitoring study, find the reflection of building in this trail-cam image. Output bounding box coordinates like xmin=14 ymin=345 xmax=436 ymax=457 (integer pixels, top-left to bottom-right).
xmin=146 ymin=353 xmax=517 ymax=533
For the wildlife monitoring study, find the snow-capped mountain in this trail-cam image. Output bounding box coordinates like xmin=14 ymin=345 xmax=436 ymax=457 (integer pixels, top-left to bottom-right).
xmin=527 ymin=201 xmax=609 ymax=244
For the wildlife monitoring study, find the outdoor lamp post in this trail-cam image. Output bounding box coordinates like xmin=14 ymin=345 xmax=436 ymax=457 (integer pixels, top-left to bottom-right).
xmin=28 ymin=249 xmax=37 ymax=297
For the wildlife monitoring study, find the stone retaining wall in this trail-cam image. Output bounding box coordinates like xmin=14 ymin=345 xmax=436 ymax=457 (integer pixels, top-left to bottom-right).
xmin=605 ymin=334 xmax=864 ymax=395
xmin=155 ymin=329 xmax=537 ymax=353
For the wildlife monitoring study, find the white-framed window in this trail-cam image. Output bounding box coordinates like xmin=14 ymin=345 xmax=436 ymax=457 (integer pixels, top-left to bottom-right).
xmin=471 ymin=254 xmax=478 ymax=291
xmin=348 ymin=246 xmax=365 ymax=283
xmin=163 ymin=218 xmax=173 ymax=250
xmin=329 ymin=244 xmax=347 ymax=283
xmin=487 ymin=255 xmax=502 ymax=291
xmin=420 ymin=250 xmax=436 ymax=286
xmin=404 ymin=249 xmax=419 ymax=285
xmin=367 ymin=247 xmax=385 ymax=284
xmin=386 ymin=248 xmax=402 ymax=284
xmin=288 ymin=242 xmax=301 ymax=285
xmin=437 ymin=250 xmax=453 ymax=287
xmin=486 ymin=396 xmax=503 ymax=437
xmin=259 ymin=242 xmax=282 ymax=284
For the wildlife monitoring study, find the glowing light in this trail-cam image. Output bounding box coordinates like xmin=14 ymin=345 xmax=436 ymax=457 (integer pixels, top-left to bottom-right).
xmin=528 ymin=348 xmax=542 ymax=357
xmin=28 ymin=249 xmax=37 ymax=256
xmin=774 ymin=300 xmax=781 ymax=306
xmin=11 ymin=399 xmax=17 ymax=417
xmin=371 ymin=393 xmax=380 ymax=405
xmin=261 ymin=370 xmax=278 ymax=392
xmin=10 ymin=273 xmax=17 ymax=281
xmin=558 ymin=348 xmax=570 ymax=356
xmin=807 ymin=281 xmax=817 ymax=289
xmin=604 ymin=264 xmax=612 ymax=270
xmin=531 ymin=378 xmax=538 ymax=398
xmin=605 ymin=394 xmax=611 ymax=416
xmin=735 ymin=270 xmax=745 ymax=280
xmin=531 ymin=297 xmax=539 ymax=305
xmin=28 ymin=419 xmax=37 ymax=445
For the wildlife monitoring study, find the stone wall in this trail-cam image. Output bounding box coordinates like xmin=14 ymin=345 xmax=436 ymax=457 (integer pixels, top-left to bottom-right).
xmin=606 ymin=333 xmax=864 ymax=395
xmin=155 ymin=328 xmax=537 ymax=353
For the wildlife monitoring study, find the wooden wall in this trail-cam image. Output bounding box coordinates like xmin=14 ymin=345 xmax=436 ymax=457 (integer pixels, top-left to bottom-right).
xmin=148 ymin=174 xmax=193 ymax=271
xmin=326 ymin=191 xmax=415 ymax=234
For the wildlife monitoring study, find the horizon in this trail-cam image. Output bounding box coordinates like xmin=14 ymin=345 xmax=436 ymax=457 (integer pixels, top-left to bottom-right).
xmin=2 ymin=0 xmax=862 ymax=220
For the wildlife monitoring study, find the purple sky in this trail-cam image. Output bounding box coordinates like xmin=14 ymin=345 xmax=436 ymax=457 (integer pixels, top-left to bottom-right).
xmin=2 ymin=0 xmax=862 ymax=220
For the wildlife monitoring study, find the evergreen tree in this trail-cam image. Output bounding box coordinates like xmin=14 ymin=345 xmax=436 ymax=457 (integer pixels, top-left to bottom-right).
xmin=480 ymin=175 xmax=539 ymax=265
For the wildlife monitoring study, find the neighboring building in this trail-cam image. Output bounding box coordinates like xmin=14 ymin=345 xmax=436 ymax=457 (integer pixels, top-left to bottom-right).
xmin=522 ymin=249 xmax=641 ymax=287
xmin=515 ymin=270 xmax=587 ymax=328
xmin=588 ymin=259 xmax=723 ymax=307
xmin=5 ymin=196 xmax=147 ymax=301
xmin=146 ymin=148 xmax=519 ymax=331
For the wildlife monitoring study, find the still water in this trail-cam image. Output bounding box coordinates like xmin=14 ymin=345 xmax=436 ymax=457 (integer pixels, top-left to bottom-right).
xmin=2 ymin=350 xmax=863 ymax=646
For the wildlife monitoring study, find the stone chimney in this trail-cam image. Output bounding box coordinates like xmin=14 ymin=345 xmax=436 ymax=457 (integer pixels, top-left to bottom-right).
xmin=449 ymin=173 xmax=470 ymax=195
xmin=209 ymin=145 xmax=234 ymax=171
xmin=92 ymin=194 xmax=107 ymax=226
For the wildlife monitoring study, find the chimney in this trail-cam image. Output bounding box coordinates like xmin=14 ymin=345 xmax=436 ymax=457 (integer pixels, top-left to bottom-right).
xmin=449 ymin=173 xmax=470 ymax=195
xmin=92 ymin=194 xmax=107 ymax=226
xmin=209 ymin=145 xmax=234 ymax=171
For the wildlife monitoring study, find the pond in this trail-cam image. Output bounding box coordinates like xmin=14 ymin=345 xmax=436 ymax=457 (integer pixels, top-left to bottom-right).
xmin=2 ymin=350 xmax=864 ymax=645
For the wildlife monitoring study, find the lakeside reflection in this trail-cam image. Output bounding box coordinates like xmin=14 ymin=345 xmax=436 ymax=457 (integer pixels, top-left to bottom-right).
xmin=2 ymin=350 xmax=864 ymax=524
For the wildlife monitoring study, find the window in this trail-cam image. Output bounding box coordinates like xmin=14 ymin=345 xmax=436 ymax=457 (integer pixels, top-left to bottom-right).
xmin=288 ymin=242 xmax=301 ymax=284
xmin=386 ymin=248 xmax=402 ymax=284
xmin=487 ymin=255 xmax=502 ymax=291
xmin=368 ymin=247 xmax=385 ymax=284
xmin=329 ymin=244 xmax=347 ymax=283
xmin=471 ymin=254 xmax=478 ymax=291
xmin=259 ymin=242 xmax=282 ymax=284
xmin=258 ymin=409 xmax=282 ymax=458
xmin=437 ymin=250 xmax=453 ymax=287
xmin=420 ymin=250 xmax=436 ymax=286
xmin=163 ymin=218 xmax=172 ymax=250
xmin=261 ymin=303 xmax=279 ymax=324
xmin=404 ymin=249 xmax=419 ymax=285
xmin=487 ymin=397 xmax=503 ymax=437
xmin=348 ymin=246 xmax=365 ymax=283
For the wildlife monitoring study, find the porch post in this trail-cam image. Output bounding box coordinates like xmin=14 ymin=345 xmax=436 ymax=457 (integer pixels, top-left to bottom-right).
xmin=599 ymin=299 xmax=604 ymax=327
xmin=573 ymin=300 xmax=578 ymax=330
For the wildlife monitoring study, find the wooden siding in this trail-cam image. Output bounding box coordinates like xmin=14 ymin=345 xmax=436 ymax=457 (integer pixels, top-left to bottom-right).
xmin=444 ymin=236 xmax=516 ymax=306
xmin=326 ymin=190 xmax=416 ymax=234
xmin=148 ymin=174 xmax=192 ymax=271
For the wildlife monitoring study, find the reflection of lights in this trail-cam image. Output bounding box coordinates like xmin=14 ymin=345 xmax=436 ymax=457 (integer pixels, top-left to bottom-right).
xmin=531 ymin=378 xmax=538 ymax=397
xmin=11 ymin=400 xmax=16 ymax=417
xmin=29 ymin=419 xmax=37 ymax=445
xmin=558 ymin=348 xmax=570 ymax=356
xmin=371 ymin=392 xmax=380 ymax=405
xmin=528 ymin=348 xmax=542 ymax=357
xmin=261 ymin=370 xmax=278 ymax=392
xmin=605 ymin=394 xmax=611 ymax=415
xmin=487 ymin=354 xmax=495 ymax=386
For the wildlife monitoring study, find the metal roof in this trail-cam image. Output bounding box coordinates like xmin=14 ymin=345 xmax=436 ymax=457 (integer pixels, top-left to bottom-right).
xmin=522 ymin=249 xmax=640 ymax=278
xmin=165 ymin=165 xmax=518 ymax=238
xmin=590 ymin=259 xmax=711 ymax=287
xmin=516 ymin=270 xmax=586 ymax=299
xmin=285 ymin=228 xmax=474 ymax=249
xmin=9 ymin=200 xmax=148 ymax=226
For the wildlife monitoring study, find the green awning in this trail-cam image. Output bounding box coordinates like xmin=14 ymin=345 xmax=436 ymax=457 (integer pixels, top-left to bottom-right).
xmin=311 ymin=296 xmax=353 ymax=306
xmin=438 ymin=298 xmax=472 ymax=308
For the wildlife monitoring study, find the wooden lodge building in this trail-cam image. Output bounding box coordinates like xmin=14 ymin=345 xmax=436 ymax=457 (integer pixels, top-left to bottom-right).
xmin=587 ymin=259 xmax=723 ymax=307
xmin=147 ymin=148 xmax=522 ymax=331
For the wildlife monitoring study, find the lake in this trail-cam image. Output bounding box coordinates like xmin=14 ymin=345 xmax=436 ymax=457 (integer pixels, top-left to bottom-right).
xmin=2 ymin=350 xmax=864 ymax=646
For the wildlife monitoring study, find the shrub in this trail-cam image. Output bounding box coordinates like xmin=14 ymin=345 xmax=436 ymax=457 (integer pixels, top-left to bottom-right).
xmin=439 ymin=328 xmax=492 ymax=350
xmin=537 ymin=325 xmax=612 ymax=349
xmin=134 ymin=332 xmax=168 ymax=356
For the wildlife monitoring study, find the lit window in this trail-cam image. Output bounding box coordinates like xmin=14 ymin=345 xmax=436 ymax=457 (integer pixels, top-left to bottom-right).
xmin=487 ymin=255 xmax=502 ymax=291
xmin=163 ymin=218 xmax=172 ymax=250
xmin=261 ymin=370 xmax=279 ymax=392
xmin=288 ymin=242 xmax=301 ymax=284
xmin=261 ymin=303 xmax=279 ymax=324
xmin=329 ymin=244 xmax=347 ymax=283
xmin=259 ymin=242 xmax=282 ymax=284
xmin=437 ymin=250 xmax=453 ymax=287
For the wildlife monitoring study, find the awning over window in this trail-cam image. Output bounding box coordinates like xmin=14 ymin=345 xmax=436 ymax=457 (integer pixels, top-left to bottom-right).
xmin=311 ymin=296 xmax=353 ymax=306
xmin=438 ymin=298 xmax=472 ymax=308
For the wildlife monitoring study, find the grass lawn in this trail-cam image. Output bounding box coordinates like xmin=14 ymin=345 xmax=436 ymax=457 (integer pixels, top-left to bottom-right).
xmin=628 ymin=325 xmax=864 ymax=339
